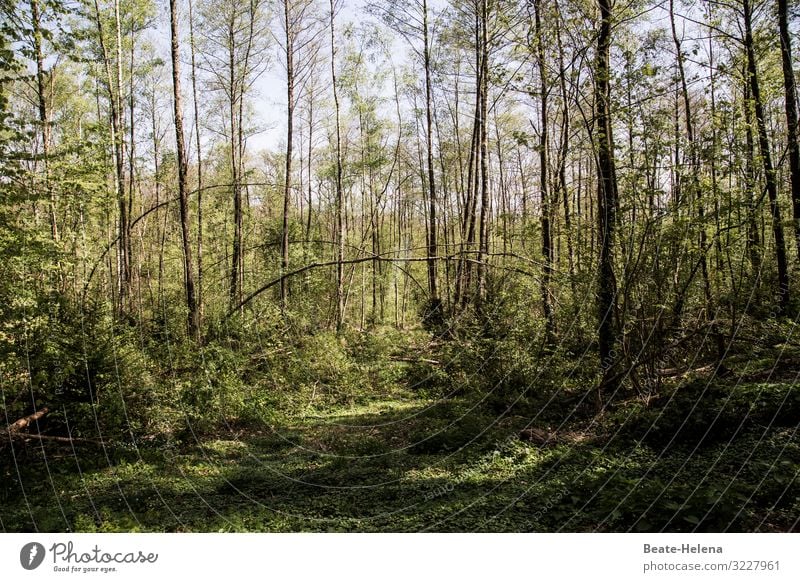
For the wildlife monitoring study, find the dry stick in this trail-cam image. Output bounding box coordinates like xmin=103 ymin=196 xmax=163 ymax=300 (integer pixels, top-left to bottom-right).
xmin=4 ymin=432 xmax=105 ymax=446
xmin=390 ymin=356 xmax=441 ymax=365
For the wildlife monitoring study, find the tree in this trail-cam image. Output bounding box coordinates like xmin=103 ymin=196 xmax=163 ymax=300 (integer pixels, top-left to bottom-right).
xmin=475 ymin=0 xmax=490 ymax=303
xmin=777 ymin=0 xmax=800 ymax=262
xmin=28 ymin=0 xmax=58 ymax=245
xmin=329 ymin=0 xmax=345 ymax=331
xmin=531 ymin=0 xmax=554 ymax=341
xmin=370 ymin=0 xmax=441 ymax=320
xmin=668 ymin=0 xmax=713 ymax=333
xmin=195 ymin=0 xmax=269 ymax=310
xmin=453 ymin=0 xmax=489 ymax=309
xmin=277 ymin=0 xmax=321 ymax=309
xmin=90 ymin=0 xmax=131 ymax=311
xmin=169 ymin=0 xmax=199 ymax=340
xmin=743 ymin=0 xmax=790 ymax=311
xmin=280 ymin=0 xmax=295 ymax=309
xmin=594 ymin=0 xmax=619 ymax=407
xmin=188 ymin=0 xmax=204 ymax=324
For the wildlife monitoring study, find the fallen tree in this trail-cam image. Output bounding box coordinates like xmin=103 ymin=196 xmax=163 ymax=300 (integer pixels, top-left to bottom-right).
xmin=3 ymin=406 xmax=104 ymax=447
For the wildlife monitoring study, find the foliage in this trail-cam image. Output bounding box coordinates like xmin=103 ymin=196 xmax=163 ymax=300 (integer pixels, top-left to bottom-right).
xmin=3 ymin=0 xmax=800 ymax=535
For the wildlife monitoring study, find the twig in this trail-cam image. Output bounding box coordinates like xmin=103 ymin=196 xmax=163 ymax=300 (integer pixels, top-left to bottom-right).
xmin=4 ymin=432 xmax=105 ymax=446
xmin=390 ymin=356 xmax=441 ymax=365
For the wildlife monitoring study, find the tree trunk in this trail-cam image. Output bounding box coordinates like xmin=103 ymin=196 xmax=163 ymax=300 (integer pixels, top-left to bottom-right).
xmin=281 ymin=0 xmax=295 ymax=309
xmin=189 ymin=0 xmax=204 ymax=327
xmin=744 ymin=0 xmax=790 ymax=311
xmin=669 ymin=0 xmax=713 ymax=323
xmin=30 ymin=0 xmax=57 ymax=245
xmin=228 ymin=17 xmax=243 ymax=310
xmin=113 ymin=0 xmax=131 ymax=309
xmin=554 ymin=0 xmax=575 ymax=289
xmin=455 ymin=84 xmax=480 ymax=308
xmin=743 ymin=74 xmax=761 ymax=276
xmin=422 ymin=0 xmax=440 ymax=320
xmin=330 ymin=0 xmax=345 ymax=332
xmin=778 ymin=0 xmax=800 ymax=263
xmin=170 ymin=0 xmax=200 ymax=340
xmin=595 ymin=0 xmax=619 ymax=408
xmin=476 ymin=0 xmax=490 ymax=304
xmin=306 ymin=90 xmax=314 ymax=249
xmin=533 ymin=0 xmax=554 ymax=342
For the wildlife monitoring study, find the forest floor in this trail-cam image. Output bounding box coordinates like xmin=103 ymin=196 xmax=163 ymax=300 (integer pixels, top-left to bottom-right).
xmin=2 ymin=347 xmax=799 ymax=532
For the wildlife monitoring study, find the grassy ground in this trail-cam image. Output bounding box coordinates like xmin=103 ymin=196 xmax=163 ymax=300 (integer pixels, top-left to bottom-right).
xmin=2 ymin=360 xmax=798 ymax=532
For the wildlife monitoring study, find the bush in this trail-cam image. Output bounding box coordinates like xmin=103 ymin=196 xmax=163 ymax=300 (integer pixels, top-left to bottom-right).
xmin=3 ymin=299 xmax=167 ymax=441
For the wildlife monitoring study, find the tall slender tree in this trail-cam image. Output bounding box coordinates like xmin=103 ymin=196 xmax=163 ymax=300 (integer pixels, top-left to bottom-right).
xmin=422 ymin=0 xmax=440 ymax=318
xmin=169 ymin=0 xmax=199 ymax=340
xmin=330 ymin=0 xmax=345 ymax=331
xmin=475 ymin=0 xmax=490 ymax=302
xmin=778 ymin=0 xmax=800 ymax=262
xmin=743 ymin=0 xmax=790 ymax=311
xmin=532 ymin=0 xmax=554 ymax=341
xmin=595 ymin=0 xmax=620 ymax=407
xmin=188 ymin=0 xmax=204 ymax=324
xmin=29 ymin=0 xmax=58 ymax=244
xmin=279 ymin=0 xmax=295 ymax=309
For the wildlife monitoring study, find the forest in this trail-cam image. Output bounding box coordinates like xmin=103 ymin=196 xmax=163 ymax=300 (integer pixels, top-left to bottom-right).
xmin=0 ymin=0 xmax=798 ymax=532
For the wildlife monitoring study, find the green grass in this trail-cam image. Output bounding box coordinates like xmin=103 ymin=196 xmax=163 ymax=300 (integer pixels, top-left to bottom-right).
xmin=2 ymin=369 xmax=798 ymax=532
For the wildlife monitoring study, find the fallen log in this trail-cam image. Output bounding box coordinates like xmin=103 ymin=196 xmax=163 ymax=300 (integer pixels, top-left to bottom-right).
xmin=7 ymin=407 xmax=49 ymax=432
